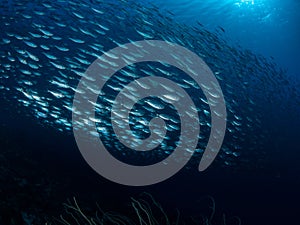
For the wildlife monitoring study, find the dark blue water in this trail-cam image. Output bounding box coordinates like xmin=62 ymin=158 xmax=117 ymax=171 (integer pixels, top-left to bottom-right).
xmin=0 ymin=0 xmax=299 ymax=224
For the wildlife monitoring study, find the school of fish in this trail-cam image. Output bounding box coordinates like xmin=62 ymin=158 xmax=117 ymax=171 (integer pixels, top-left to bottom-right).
xmin=0 ymin=0 xmax=297 ymax=168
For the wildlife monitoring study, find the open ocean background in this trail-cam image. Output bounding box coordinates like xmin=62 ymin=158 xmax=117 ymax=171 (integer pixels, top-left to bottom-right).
xmin=0 ymin=0 xmax=299 ymax=224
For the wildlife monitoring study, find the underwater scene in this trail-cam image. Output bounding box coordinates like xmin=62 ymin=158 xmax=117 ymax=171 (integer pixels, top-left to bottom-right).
xmin=0 ymin=0 xmax=299 ymax=224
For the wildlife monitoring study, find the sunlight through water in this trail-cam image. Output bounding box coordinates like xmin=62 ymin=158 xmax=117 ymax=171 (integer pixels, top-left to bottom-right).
xmin=234 ymin=0 xmax=255 ymax=7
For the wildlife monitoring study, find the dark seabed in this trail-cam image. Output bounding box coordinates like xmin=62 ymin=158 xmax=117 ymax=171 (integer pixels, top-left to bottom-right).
xmin=0 ymin=0 xmax=300 ymax=225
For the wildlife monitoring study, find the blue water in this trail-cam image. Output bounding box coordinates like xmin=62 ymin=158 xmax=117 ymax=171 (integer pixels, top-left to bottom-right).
xmin=0 ymin=0 xmax=299 ymax=224
xmin=150 ymin=0 xmax=300 ymax=77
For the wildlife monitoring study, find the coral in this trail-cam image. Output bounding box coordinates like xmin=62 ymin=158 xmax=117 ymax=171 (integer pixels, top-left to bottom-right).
xmin=48 ymin=194 xmax=241 ymax=225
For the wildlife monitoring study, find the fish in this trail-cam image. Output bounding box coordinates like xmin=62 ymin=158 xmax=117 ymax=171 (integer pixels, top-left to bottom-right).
xmin=0 ymin=0 xmax=297 ymax=168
